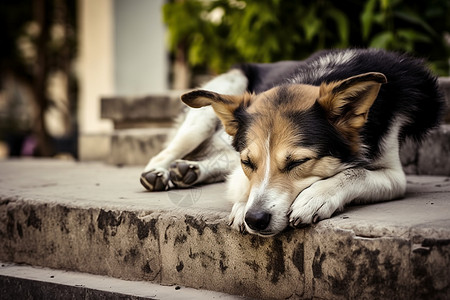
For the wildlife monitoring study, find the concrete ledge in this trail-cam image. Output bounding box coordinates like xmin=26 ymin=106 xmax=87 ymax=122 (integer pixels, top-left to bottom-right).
xmin=101 ymin=93 xmax=183 ymax=125
xmin=0 ymin=160 xmax=449 ymax=299
xmin=401 ymin=125 xmax=450 ymax=175
xmin=108 ymin=128 xmax=174 ymax=166
xmin=0 ymin=263 xmax=245 ymax=300
xmin=438 ymin=77 xmax=450 ymax=122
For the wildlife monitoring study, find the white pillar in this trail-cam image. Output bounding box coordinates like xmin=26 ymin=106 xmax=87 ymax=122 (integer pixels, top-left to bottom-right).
xmin=77 ymin=0 xmax=114 ymax=160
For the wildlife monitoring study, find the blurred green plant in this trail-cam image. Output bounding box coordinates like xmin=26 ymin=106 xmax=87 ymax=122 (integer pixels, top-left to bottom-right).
xmin=163 ymin=0 xmax=450 ymax=76
xmin=360 ymin=0 xmax=450 ymax=74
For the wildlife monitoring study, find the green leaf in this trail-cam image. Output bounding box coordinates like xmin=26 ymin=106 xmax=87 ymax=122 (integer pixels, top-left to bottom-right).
xmin=302 ymin=7 xmax=321 ymax=42
xmin=397 ymin=29 xmax=432 ymax=44
xmin=381 ymin=0 xmax=391 ymax=11
xmin=327 ymin=7 xmax=349 ymax=46
xmin=361 ymin=0 xmax=377 ymax=40
xmin=369 ymin=31 xmax=394 ymax=48
xmin=394 ymin=11 xmax=437 ymax=37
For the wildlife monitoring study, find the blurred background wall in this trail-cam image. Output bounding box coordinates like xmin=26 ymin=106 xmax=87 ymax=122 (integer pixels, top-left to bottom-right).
xmin=0 ymin=0 xmax=168 ymax=161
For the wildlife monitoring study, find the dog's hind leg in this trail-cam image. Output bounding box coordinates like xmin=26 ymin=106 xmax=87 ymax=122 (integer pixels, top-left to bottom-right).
xmin=140 ymin=106 xmax=218 ymax=191
xmin=141 ymin=69 xmax=247 ymax=191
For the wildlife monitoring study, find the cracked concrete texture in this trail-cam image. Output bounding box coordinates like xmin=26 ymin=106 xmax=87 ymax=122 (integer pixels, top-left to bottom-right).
xmin=0 ymin=159 xmax=450 ymax=299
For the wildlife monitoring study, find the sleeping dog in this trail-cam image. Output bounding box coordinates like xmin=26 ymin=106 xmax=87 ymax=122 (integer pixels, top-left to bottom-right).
xmin=140 ymin=48 xmax=445 ymax=237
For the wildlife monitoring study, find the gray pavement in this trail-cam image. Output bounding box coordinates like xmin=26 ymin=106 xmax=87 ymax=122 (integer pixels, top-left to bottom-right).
xmin=0 ymin=159 xmax=449 ymax=299
xmin=0 ymin=158 xmax=231 ymax=213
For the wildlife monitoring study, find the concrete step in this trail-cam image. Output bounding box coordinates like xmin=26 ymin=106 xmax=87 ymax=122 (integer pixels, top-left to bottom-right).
xmin=401 ymin=124 xmax=450 ymax=175
xmin=1 ymin=159 xmax=450 ymax=299
xmin=439 ymin=77 xmax=450 ymax=122
xmin=0 ymin=263 xmax=248 ymax=300
xmin=108 ymin=128 xmax=174 ymax=166
xmin=101 ymin=93 xmax=183 ymax=129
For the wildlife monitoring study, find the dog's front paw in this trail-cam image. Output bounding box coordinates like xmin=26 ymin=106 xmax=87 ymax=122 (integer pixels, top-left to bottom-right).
xmin=288 ymin=180 xmax=343 ymax=227
xmin=169 ymin=160 xmax=201 ymax=188
xmin=140 ymin=168 xmax=170 ymax=191
xmin=228 ymin=202 xmax=247 ymax=234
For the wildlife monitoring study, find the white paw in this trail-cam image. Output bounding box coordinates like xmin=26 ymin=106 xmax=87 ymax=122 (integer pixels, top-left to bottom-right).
xmin=288 ymin=179 xmax=345 ymax=227
xmin=228 ymin=202 xmax=247 ymax=233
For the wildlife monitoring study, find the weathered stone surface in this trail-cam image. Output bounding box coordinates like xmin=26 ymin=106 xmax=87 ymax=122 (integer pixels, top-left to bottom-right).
xmin=160 ymin=215 xmax=305 ymax=299
xmin=101 ymin=94 xmax=183 ymax=124
xmin=1 ymin=203 xmax=161 ymax=282
xmin=417 ymin=124 xmax=450 ymax=175
xmin=108 ymin=128 xmax=174 ymax=166
xmin=0 ymin=160 xmax=450 ymax=299
xmin=400 ymin=125 xmax=450 ymax=175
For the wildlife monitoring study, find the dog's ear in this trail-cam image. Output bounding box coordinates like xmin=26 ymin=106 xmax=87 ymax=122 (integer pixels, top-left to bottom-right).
xmin=181 ymin=90 xmax=251 ymax=136
xmin=317 ymin=72 xmax=387 ymax=141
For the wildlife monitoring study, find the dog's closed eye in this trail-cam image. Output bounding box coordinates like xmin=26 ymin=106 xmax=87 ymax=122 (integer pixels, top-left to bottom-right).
xmin=241 ymin=158 xmax=257 ymax=171
xmin=283 ymin=158 xmax=311 ymax=172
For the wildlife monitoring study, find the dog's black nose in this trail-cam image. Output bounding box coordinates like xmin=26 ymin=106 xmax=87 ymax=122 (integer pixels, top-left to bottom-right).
xmin=245 ymin=210 xmax=271 ymax=231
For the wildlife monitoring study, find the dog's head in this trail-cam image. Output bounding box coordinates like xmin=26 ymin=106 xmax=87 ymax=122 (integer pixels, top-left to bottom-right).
xmin=182 ymin=72 xmax=386 ymax=236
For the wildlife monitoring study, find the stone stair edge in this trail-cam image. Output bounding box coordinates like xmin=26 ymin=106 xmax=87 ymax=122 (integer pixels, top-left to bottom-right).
xmin=3 ymin=186 xmax=450 ymax=247
xmin=0 ymin=195 xmax=230 ymax=222
xmin=100 ymin=93 xmax=185 ymax=122
xmin=0 ymin=262 xmax=248 ymax=300
xmin=3 ymin=193 xmax=450 ymax=240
